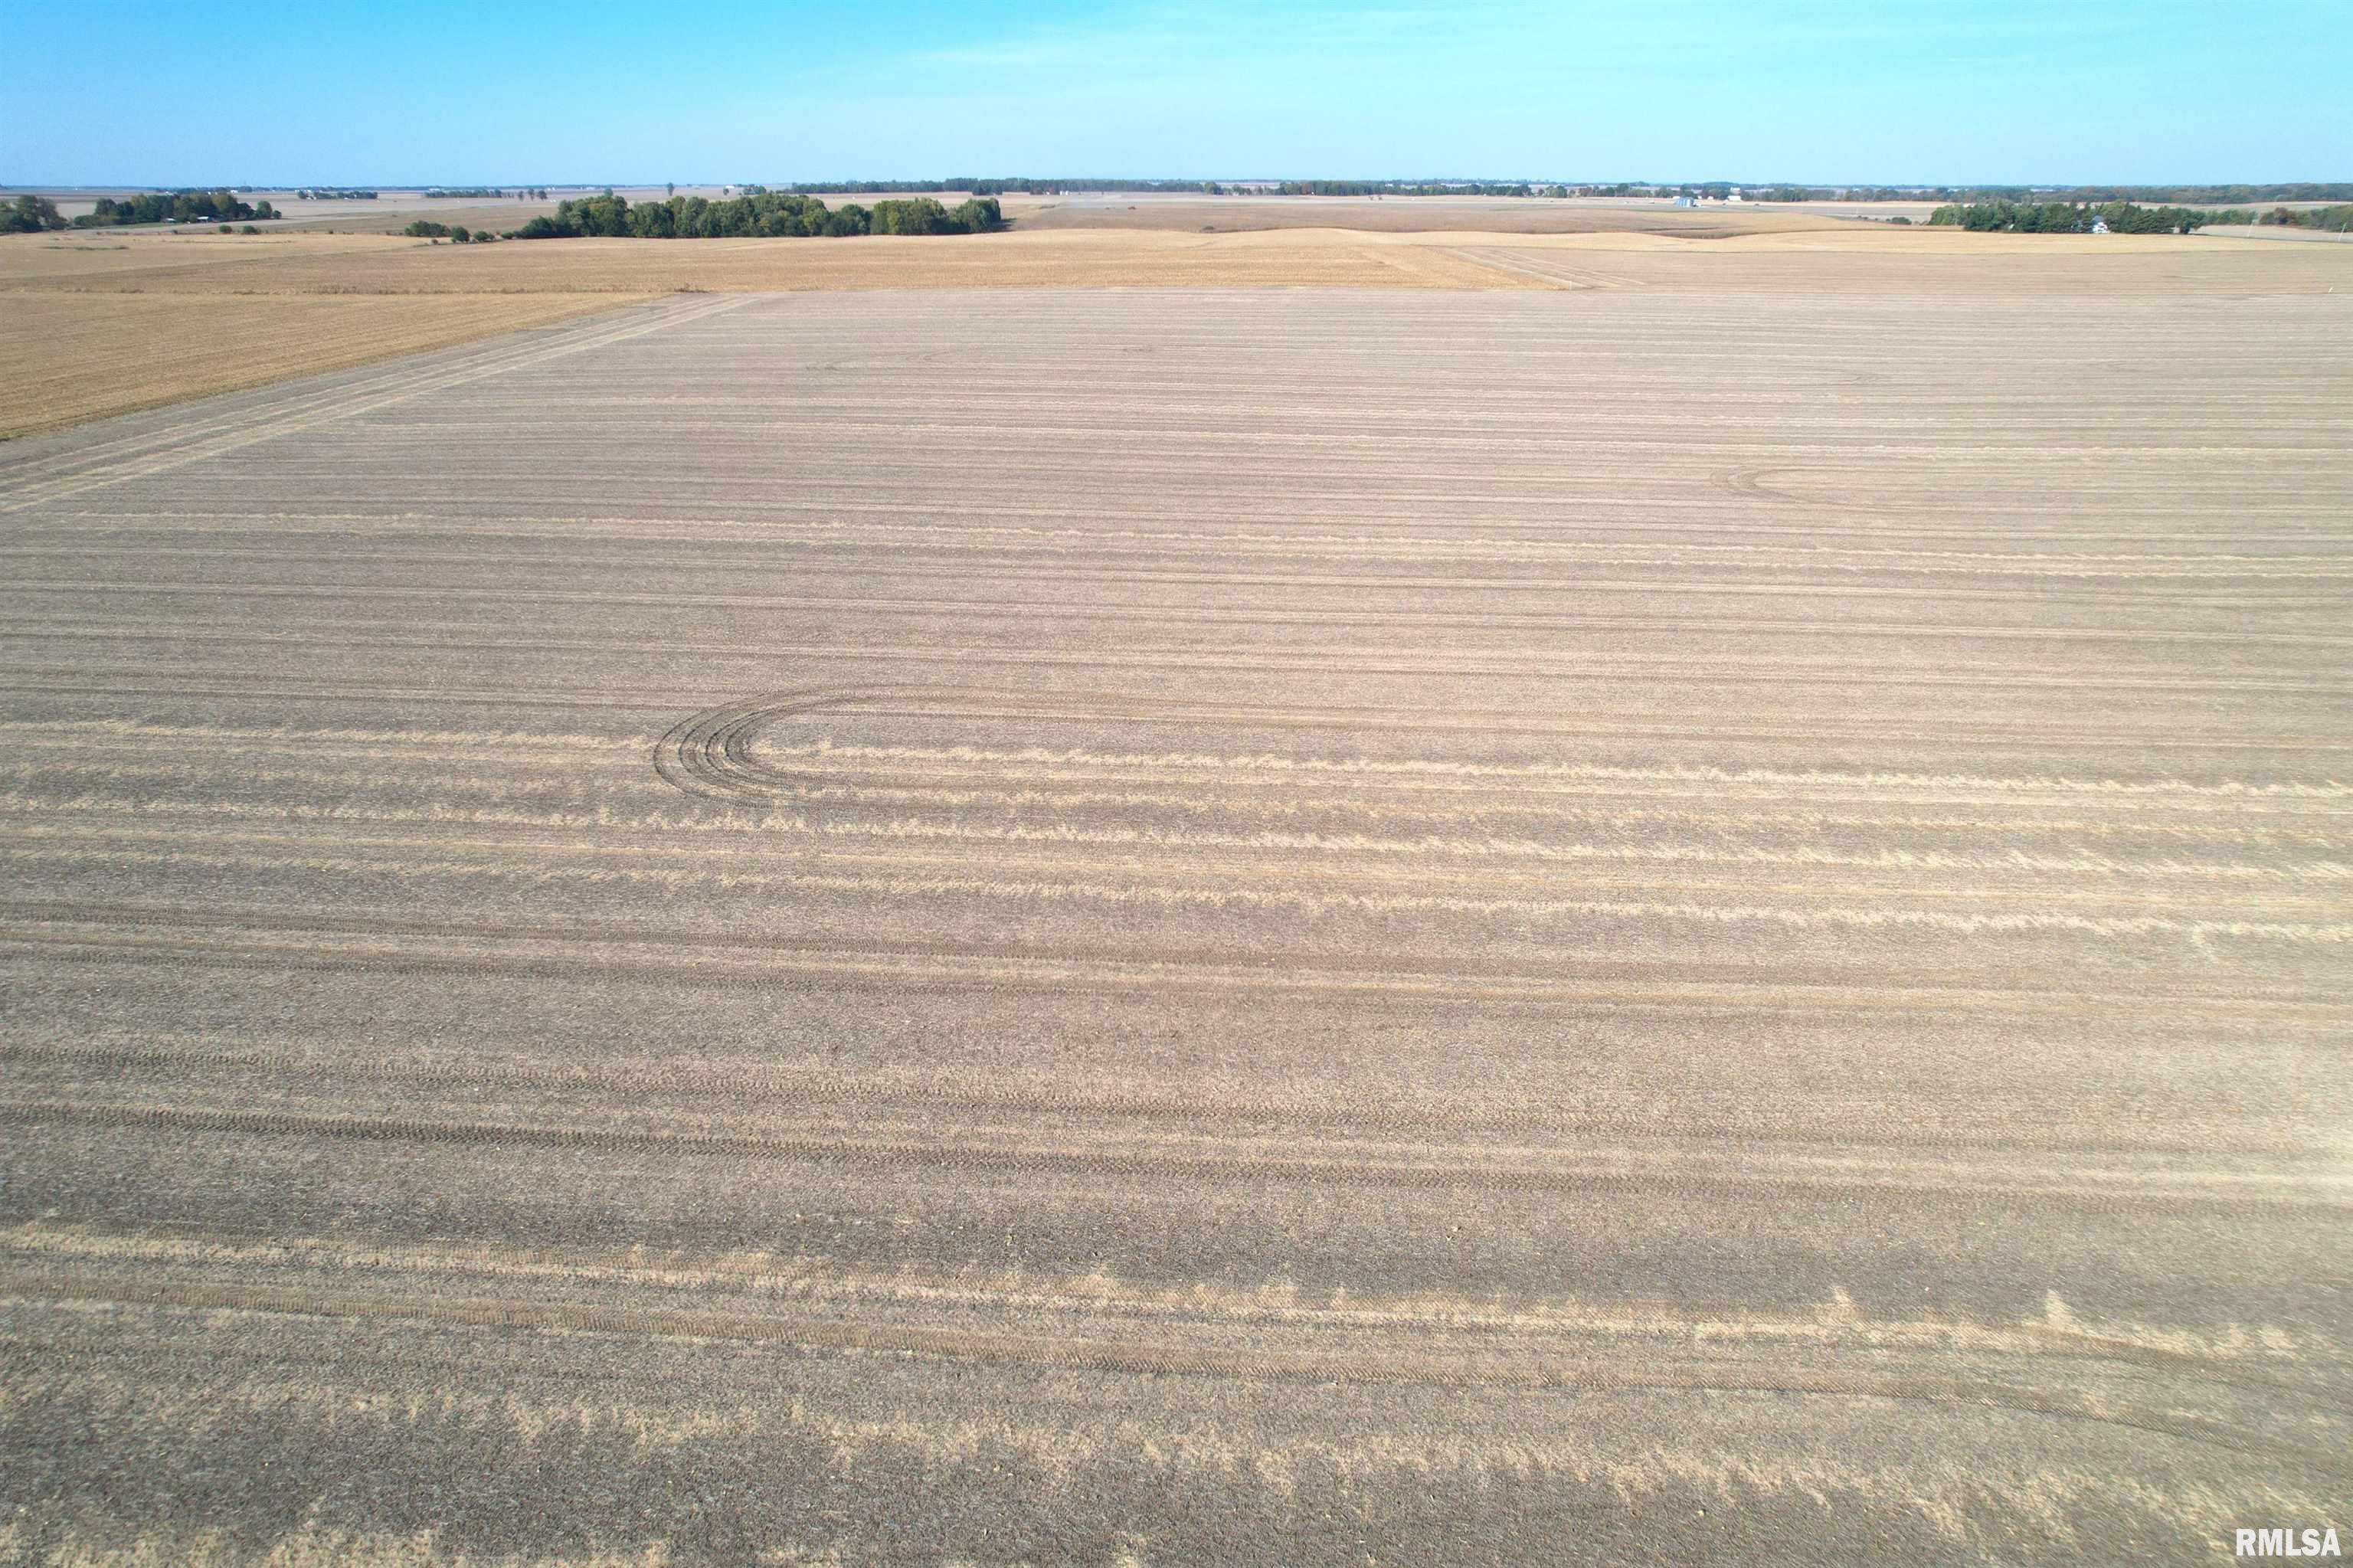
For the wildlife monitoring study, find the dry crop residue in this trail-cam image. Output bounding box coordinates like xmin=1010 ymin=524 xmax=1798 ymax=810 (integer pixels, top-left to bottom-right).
xmin=2 ymin=263 xmax=2351 ymax=1565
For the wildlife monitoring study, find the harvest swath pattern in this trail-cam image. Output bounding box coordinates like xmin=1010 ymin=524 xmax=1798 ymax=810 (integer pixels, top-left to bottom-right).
xmin=2 ymin=279 xmax=2350 ymax=1565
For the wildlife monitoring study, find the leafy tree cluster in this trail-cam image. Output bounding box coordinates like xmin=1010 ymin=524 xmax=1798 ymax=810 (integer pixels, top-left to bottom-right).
xmin=296 ymin=188 xmax=378 ymax=200
xmin=508 ymin=191 xmax=1002 ymax=240
xmin=404 ymin=221 xmax=495 ymax=241
xmin=1926 ymin=199 xmax=2253 ymax=233
xmin=869 ymin=197 xmax=1003 ymax=234
xmin=2259 ymin=204 xmax=2353 ymax=231
xmin=74 ymin=190 xmax=278 ymax=227
xmin=422 ymin=188 xmax=510 ymax=198
xmin=3 ymin=195 xmax=67 ymax=233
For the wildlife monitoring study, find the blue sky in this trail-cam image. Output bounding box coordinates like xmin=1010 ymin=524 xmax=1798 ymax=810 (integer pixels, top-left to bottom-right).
xmin=6 ymin=0 xmax=2345 ymax=185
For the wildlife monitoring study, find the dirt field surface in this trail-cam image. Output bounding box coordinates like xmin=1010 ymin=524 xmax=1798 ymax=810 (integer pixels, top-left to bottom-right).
xmin=2 ymin=251 xmax=2350 ymax=1564
xmin=11 ymin=225 xmax=2352 ymax=441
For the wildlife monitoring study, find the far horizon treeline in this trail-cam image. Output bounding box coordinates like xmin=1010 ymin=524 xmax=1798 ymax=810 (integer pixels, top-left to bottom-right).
xmin=407 ymin=190 xmax=1007 ymax=241
xmin=1930 ymin=198 xmax=2353 ymax=233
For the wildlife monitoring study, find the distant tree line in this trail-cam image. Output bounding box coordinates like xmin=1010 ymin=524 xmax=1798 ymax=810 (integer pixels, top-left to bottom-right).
xmin=296 ymin=189 xmax=378 ymax=200
xmin=74 ymin=190 xmax=279 ymax=227
xmin=1925 ymin=183 xmax=2353 ymax=205
xmin=422 ymin=188 xmax=514 ymax=199
xmin=1927 ymin=200 xmax=2254 ymax=233
xmin=404 ymin=221 xmax=496 ymax=242
xmin=2259 ymin=204 xmax=2353 ymax=232
xmin=506 ymin=191 xmax=1003 ymax=239
xmin=4 ymin=195 xmax=67 ymax=233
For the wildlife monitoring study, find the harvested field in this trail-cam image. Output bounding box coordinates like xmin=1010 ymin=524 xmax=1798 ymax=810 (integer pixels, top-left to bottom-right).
xmin=2 ymin=257 xmax=2351 ymax=1563
xmin=11 ymin=225 xmax=2351 ymax=439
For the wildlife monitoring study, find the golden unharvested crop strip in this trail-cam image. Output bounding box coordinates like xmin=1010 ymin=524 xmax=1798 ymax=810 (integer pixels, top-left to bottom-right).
xmin=0 ymin=291 xmax=648 ymax=440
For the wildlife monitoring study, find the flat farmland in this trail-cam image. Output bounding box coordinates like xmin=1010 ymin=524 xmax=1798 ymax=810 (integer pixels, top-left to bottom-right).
xmin=2 ymin=264 xmax=2351 ymax=1564
xmin=12 ymin=224 xmax=2351 ymax=438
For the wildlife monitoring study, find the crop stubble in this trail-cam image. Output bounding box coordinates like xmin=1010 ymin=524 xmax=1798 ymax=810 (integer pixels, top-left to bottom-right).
xmin=1 ymin=257 xmax=2350 ymax=1564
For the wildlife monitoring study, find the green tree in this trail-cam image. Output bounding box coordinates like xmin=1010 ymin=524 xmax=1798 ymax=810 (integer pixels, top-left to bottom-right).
xmin=2 ymin=194 xmax=67 ymax=233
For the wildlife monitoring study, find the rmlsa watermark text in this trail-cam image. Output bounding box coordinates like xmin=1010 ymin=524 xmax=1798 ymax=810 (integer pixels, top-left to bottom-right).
xmin=2237 ymin=1529 xmax=2342 ymax=1559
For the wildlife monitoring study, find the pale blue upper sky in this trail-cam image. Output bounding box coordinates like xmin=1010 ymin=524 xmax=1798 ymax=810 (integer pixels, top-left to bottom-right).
xmin=6 ymin=0 xmax=2345 ymax=186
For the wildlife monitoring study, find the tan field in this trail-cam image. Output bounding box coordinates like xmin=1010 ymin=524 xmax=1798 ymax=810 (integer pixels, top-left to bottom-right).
xmin=2 ymin=228 xmax=2350 ymax=1563
xmin=8 ymin=222 xmax=2351 ymax=440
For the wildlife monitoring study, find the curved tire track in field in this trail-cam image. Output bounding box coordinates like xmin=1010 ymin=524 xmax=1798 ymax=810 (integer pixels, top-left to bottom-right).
xmin=653 ymin=686 xmax=2353 ymax=807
